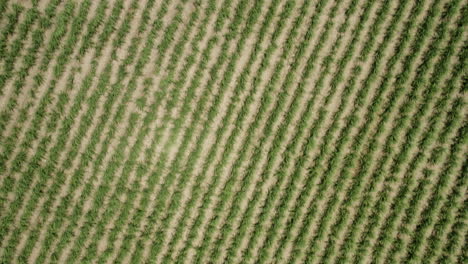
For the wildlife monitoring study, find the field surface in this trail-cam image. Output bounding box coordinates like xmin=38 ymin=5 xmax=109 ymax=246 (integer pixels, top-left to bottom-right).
xmin=0 ymin=0 xmax=467 ymax=263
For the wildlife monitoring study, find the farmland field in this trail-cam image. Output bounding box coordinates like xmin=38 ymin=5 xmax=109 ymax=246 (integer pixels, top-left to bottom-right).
xmin=0 ymin=0 xmax=466 ymax=263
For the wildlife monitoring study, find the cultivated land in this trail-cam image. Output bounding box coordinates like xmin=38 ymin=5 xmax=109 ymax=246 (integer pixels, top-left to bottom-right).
xmin=0 ymin=0 xmax=467 ymax=263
